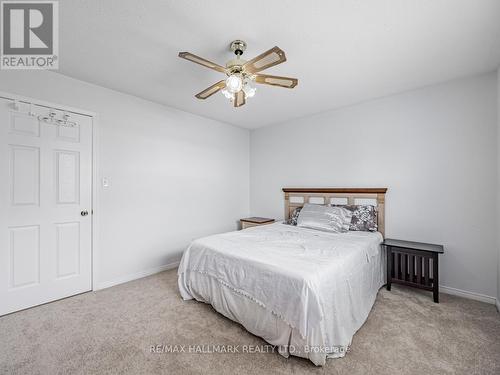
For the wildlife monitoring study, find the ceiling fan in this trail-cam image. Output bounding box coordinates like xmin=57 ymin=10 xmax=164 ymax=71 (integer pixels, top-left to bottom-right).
xmin=178 ymin=40 xmax=298 ymax=107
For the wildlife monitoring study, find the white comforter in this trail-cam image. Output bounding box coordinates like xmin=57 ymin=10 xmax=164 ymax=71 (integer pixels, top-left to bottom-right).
xmin=178 ymin=223 xmax=384 ymax=365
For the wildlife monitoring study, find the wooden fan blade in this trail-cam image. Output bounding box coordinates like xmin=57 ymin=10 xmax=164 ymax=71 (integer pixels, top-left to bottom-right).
xmin=234 ymin=90 xmax=246 ymax=107
xmin=195 ymin=80 xmax=226 ymax=99
xmin=178 ymin=52 xmax=226 ymax=73
xmin=242 ymin=46 xmax=286 ymax=74
xmin=254 ymin=74 xmax=298 ymax=88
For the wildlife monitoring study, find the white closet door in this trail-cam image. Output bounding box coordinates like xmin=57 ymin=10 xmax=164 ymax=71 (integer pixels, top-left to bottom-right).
xmin=0 ymin=98 xmax=92 ymax=316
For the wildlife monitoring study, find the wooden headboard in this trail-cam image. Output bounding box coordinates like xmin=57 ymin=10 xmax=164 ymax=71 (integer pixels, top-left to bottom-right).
xmin=282 ymin=188 xmax=388 ymax=237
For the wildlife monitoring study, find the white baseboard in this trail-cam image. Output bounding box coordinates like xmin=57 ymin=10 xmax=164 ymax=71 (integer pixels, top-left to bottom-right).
xmin=439 ymin=285 xmax=496 ymax=305
xmin=95 ymin=261 xmax=180 ymax=291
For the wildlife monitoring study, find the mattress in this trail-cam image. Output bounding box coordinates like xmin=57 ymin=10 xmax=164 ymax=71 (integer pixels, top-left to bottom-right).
xmin=178 ymin=222 xmax=385 ymax=366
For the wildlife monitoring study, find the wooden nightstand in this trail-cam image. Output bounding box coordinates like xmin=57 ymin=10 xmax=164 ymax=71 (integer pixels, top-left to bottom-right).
xmin=382 ymin=238 xmax=444 ymax=303
xmin=240 ymin=217 xmax=275 ymax=230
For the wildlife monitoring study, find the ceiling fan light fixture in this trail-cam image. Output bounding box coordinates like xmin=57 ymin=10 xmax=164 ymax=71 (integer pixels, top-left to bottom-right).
xmin=225 ymin=74 xmax=243 ymax=93
xmin=221 ymin=87 xmax=234 ymax=101
xmin=242 ymin=79 xmax=256 ymax=98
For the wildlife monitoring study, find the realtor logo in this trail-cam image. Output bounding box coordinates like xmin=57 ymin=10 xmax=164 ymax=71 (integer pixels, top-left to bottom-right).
xmin=1 ymin=1 xmax=58 ymax=69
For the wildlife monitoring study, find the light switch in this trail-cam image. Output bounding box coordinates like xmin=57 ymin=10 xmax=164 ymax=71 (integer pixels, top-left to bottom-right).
xmin=102 ymin=177 xmax=110 ymax=188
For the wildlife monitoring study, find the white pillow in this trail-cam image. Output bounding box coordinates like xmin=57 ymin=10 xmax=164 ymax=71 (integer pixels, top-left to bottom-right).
xmin=296 ymin=203 xmax=352 ymax=233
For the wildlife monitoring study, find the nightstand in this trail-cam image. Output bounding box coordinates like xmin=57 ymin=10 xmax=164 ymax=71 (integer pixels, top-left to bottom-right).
xmin=382 ymin=238 xmax=444 ymax=303
xmin=240 ymin=217 xmax=275 ymax=230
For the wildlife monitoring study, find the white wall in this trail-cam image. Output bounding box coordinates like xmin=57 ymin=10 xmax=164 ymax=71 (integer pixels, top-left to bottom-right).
xmin=0 ymin=70 xmax=250 ymax=289
xmin=497 ymin=67 xmax=500 ymax=307
xmin=250 ymin=73 xmax=498 ymax=299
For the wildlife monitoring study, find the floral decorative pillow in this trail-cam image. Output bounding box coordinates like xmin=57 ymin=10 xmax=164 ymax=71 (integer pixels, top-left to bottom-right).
xmin=286 ymin=206 xmax=302 ymax=225
xmin=332 ymin=205 xmax=377 ymax=232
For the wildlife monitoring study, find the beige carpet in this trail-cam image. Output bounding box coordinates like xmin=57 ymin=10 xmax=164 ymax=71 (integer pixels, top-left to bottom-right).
xmin=0 ymin=269 xmax=499 ymax=375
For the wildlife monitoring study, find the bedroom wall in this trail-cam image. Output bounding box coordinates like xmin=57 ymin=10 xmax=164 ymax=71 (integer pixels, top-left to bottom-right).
xmin=0 ymin=70 xmax=250 ymax=289
xmin=497 ymin=67 xmax=500 ymax=309
xmin=250 ymin=72 xmax=498 ymax=301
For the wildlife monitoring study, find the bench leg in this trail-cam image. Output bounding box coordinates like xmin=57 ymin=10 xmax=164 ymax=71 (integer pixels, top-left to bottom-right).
xmin=433 ymin=254 xmax=439 ymax=303
xmin=386 ymin=246 xmax=392 ymax=291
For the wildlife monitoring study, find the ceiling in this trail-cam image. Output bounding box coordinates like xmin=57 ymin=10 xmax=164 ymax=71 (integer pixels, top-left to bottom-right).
xmin=59 ymin=0 xmax=500 ymax=129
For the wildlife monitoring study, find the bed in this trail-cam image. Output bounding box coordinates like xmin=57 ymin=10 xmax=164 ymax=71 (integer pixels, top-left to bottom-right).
xmin=178 ymin=188 xmax=387 ymax=366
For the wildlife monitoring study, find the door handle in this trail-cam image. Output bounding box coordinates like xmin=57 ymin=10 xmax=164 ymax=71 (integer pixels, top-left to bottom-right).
xmin=81 ymin=210 xmax=89 ymax=217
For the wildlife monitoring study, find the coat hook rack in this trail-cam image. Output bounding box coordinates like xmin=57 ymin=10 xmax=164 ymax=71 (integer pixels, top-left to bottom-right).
xmin=38 ymin=109 xmax=78 ymax=128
